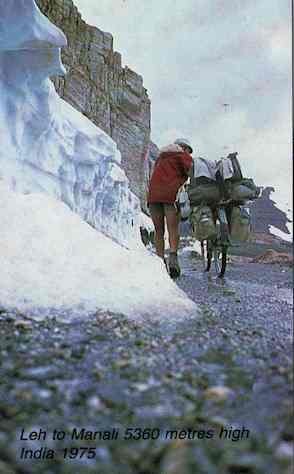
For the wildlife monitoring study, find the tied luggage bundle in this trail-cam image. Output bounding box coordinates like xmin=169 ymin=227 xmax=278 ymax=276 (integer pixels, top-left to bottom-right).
xmin=188 ymin=157 xmax=220 ymax=205
xmin=226 ymin=178 xmax=259 ymax=202
xmin=188 ymin=153 xmax=258 ymax=242
xmin=188 ymin=153 xmax=260 ymax=206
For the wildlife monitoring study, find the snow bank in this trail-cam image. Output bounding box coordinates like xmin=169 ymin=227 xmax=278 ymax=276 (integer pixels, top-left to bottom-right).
xmin=140 ymin=212 xmax=154 ymax=233
xmin=179 ymin=240 xmax=202 ymax=256
xmin=0 ymin=182 xmax=197 ymax=320
xmin=269 ymin=189 xmax=292 ymax=242
xmin=0 ymin=0 xmax=67 ymax=51
xmin=0 ymin=0 xmax=140 ymax=249
xmin=269 ymin=226 xmax=292 ymax=243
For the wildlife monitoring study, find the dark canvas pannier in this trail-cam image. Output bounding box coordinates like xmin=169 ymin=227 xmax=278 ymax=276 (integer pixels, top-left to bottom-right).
xmin=226 ymin=178 xmax=260 ymax=202
xmin=190 ymin=205 xmax=217 ymax=241
xmin=188 ymin=182 xmax=220 ymax=206
xmin=230 ymin=206 xmax=251 ymax=242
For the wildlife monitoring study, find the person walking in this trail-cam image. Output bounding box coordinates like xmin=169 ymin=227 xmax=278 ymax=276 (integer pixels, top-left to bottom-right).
xmin=147 ymin=138 xmax=193 ymax=278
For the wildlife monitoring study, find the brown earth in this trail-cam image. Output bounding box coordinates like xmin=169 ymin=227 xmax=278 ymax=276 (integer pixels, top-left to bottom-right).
xmin=252 ymin=249 xmax=293 ymax=266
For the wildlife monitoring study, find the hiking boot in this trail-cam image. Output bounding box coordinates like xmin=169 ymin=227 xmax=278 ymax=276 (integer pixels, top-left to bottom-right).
xmin=169 ymin=252 xmax=181 ymax=279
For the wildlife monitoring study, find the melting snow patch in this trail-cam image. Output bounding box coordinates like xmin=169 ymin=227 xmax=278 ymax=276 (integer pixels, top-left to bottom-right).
xmin=0 ymin=182 xmax=197 ymax=321
xmin=269 ymin=226 xmax=292 ymax=243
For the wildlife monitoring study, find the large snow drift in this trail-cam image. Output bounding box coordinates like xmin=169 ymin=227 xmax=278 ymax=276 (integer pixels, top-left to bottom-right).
xmin=0 ymin=0 xmax=140 ymax=249
xmin=0 ymin=182 xmax=197 ymax=320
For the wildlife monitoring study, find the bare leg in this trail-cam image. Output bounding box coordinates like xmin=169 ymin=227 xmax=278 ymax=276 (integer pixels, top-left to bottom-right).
xmin=149 ymin=204 xmax=165 ymax=258
xmin=165 ymin=204 xmax=180 ymax=253
xmin=165 ymin=204 xmax=181 ymax=278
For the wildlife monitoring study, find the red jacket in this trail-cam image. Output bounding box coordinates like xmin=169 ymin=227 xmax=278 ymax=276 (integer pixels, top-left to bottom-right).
xmin=148 ymin=144 xmax=192 ymax=204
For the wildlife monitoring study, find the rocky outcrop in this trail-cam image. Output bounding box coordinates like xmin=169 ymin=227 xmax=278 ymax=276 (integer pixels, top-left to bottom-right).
xmin=36 ymin=0 xmax=151 ymax=202
xmin=249 ymin=187 xmax=291 ymax=238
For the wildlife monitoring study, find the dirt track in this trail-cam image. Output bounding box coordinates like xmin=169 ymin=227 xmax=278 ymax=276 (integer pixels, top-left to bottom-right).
xmin=0 ymin=247 xmax=292 ymax=474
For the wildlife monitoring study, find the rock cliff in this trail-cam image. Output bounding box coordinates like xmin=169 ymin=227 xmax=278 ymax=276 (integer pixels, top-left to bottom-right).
xmin=249 ymin=187 xmax=291 ymax=238
xmin=36 ymin=0 xmax=151 ymax=202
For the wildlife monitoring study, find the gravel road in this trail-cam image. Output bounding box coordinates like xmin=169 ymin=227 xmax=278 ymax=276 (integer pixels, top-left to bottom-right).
xmin=0 ymin=246 xmax=292 ymax=474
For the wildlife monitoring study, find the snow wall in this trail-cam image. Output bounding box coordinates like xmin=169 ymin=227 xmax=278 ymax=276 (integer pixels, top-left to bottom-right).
xmin=0 ymin=0 xmax=140 ymax=249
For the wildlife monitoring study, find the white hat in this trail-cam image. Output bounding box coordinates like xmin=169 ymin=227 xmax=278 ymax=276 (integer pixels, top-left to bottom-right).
xmin=174 ymin=138 xmax=193 ymax=154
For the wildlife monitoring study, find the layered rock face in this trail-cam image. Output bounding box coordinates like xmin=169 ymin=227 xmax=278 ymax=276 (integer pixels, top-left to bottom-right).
xmin=36 ymin=0 xmax=151 ymax=201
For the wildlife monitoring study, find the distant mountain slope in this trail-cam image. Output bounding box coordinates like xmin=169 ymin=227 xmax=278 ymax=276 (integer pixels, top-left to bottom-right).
xmin=249 ymin=187 xmax=292 ymax=241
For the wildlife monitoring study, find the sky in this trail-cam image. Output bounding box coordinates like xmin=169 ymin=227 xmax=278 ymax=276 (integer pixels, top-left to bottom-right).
xmin=73 ymin=0 xmax=292 ymax=221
